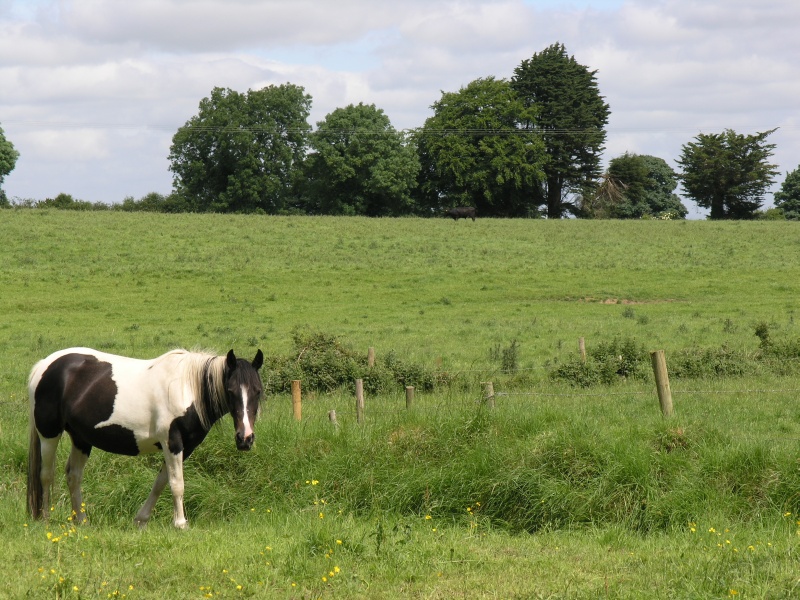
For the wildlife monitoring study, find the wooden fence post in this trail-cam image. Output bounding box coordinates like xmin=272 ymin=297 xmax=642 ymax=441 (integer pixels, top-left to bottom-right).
xmin=579 ymin=337 xmax=586 ymax=363
xmin=482 ymin=382 xmax=495 ymax=409
xmin=328 ymin=409 xmax=339 ymax=430
xmin=650 ymin=350 xmax=673 ymax=417
xmin=405 ymin=385 xmax=415 ymax=409
xmin=355 ymin=379 xmax=365 ymax=424
xmin=291 ymin=380 xmax=302 ymax=421
xmin=367 ymin=347 xmax=375 ymax=368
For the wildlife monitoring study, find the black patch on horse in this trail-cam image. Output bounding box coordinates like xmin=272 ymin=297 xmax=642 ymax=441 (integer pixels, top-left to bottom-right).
xmin=34 ymin=353 xmax=139 ymax=455
xmin=167 ymin=405 xmax=207 ymax=458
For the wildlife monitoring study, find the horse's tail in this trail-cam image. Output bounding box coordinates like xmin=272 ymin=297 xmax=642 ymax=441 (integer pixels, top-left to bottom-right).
xmin=27 ymin=421 xmax=43 ymax=519
xmin=27 ymin=365 xmax=43 ymax=519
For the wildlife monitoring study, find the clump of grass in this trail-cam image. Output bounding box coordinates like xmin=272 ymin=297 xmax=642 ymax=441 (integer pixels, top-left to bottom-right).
xmin=489 ymin=339 xmax=520 ymax=373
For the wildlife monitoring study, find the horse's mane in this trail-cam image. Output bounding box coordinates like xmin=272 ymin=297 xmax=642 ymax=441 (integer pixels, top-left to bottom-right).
xmin=167 ymin=350 xmax=228 ymax=430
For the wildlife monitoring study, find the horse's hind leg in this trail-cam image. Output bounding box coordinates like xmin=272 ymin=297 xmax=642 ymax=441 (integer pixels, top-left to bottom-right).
xmin=134 ymin=465 xmax=168 ymax=528
xmin=65 ymin=444 xmax=90 ymax=524
xmin=38 ymin=435 xmax=61 ymax=521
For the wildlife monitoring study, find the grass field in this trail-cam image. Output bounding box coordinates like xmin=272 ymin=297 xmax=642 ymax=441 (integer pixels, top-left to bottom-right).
xmin=1 ymin=211 xmax=800 ymax=598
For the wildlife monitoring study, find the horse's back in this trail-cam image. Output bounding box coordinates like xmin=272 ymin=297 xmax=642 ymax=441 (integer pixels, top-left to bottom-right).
xmin=30 ymin=349 xmax=153 ymax=436
xmin=30 ymin=348 xmax=145 ymax=400
xmin=29 ymin=348 xmax=207 ymax=454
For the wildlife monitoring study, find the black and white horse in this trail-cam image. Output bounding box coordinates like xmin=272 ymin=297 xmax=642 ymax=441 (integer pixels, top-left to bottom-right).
xmin=27 ymin=347 xmax=264 ymax=529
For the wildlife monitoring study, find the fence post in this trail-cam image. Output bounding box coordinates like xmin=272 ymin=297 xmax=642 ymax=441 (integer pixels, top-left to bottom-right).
xmin=367 ymin=347 xmax=375 ymax=368
xmin=328 ymin=409 xmax=339 ymax=431
xmin=650 ymin=350 xmax=673 ymax=417
xmin=355 ymin=379 xmax=365 ymax=424
xmin=482 ymin=382 xmax=495 ymax=409
xmin=579 ymin=337 xmax=586 ymax=363
xmin=291 ymin=380 xmax=302 ymax=421
xmin=405 ymin=385 xmax=415 ymax=409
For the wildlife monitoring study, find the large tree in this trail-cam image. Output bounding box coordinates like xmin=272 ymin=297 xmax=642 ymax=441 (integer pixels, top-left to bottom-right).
xmin=677 ymin=128 xmax=778 ymax=219
xmin=415 ymin=76 xmax=546 ymax=217
xmin=586 ymin=152 xmax=688 ymax=219
xmin=511 ymin=43 xmax=610 ymax=218
xmin=168 ymin=84 xmax=311 ymax=213
xmin=0 ymin=123 xmax=20 ymax=206
xmin=302 ymin=103 xmax=420 ymax=216
xmin=773 ymin=165 xmax=800 ymax=220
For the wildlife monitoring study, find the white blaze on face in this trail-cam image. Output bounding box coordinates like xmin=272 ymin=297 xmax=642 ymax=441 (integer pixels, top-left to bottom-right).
xmin=241 ymin=385 xmax=253 ymax=439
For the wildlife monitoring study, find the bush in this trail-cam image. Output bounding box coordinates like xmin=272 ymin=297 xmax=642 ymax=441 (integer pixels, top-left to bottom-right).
xmin=756 ymin=322 xmax=800 ymax=360
xmin=669 ymin=345 xmax=754 ymax=379
xmin=116 ymin=191 xmax=191 ymax=213
xmin=550 ymin=336 xmax=648 ymax=387
xmin=263 ymin=328 xmax=449 ymax=395
xmin=38 ymin=192 xmax=98 ymax=210
xmin=550 ymin=327 xmax=800 ymax=386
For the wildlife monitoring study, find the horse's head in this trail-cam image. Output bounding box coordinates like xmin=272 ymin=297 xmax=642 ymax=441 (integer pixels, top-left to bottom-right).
xmin=224 ymin=349 xmax=264 ymax=451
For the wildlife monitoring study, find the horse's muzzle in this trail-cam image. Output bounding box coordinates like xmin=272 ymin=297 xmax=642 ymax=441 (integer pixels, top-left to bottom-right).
xmin=235 ymin=432 xmax=254 ymax=451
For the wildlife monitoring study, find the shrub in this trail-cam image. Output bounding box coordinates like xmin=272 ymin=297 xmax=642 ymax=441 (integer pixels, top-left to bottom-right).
xmin=755 ymin=322 xmax=800 ymax=360
xmin=550 ymin=358 xmax=601 ymax=387
xmin=38 ymin=192 xmax=98 ymax=210
xmin=669 ymin=345 xmax=754 ymax=378
xmin=116 ymin=191 xmax=191 ymax=213
xmin=590 ymin=337 xmax=648 ymax=380
xmin=551 ymin=336 xmax=648 ymax=387
xmin=263 ymin=328 xmax=449 ymax=394
xmin=754 ymin=321 xmax=772 ymax=350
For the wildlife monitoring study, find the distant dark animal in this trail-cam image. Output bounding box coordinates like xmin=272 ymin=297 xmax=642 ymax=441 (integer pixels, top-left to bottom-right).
xmin=445 ymin=206 xmax=476 ymax=221
xmin=27 ymin=347 xmax=264 ymax=529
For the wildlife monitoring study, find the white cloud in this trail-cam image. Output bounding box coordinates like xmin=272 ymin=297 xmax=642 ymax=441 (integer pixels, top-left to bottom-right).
xmin=22 ymin=128 xmax=109 ymax=160
xmin=61 ymin=0 xmax=402 ymax=50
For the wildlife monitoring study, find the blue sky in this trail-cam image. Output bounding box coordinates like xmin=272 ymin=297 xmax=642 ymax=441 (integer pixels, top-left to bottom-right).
xmin=2 ymin=0 xmax=799 ymax=218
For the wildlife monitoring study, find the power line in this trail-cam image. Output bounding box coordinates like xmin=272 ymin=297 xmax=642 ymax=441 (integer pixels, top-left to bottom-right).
xmin=4 ymin=121 xmax=793 ymax=136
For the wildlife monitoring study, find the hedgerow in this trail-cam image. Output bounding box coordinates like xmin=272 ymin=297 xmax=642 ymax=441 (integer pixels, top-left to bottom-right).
xmin=551 ymin=327 xmax=800 ymax=386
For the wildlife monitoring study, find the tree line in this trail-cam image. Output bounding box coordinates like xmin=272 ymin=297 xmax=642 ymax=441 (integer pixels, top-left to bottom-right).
xmin=2 ymin=43 xmax=799 ymax=219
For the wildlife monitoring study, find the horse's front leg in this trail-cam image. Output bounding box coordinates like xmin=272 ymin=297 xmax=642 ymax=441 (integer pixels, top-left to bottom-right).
xmin=163 ymin=449 xmax=189 ymax=529
xmin=134 ymin=465 xmax=168 ymax=528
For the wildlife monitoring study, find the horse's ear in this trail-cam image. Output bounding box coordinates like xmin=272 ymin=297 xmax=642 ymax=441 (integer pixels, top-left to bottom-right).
xmin=226 ymin=349 xmax=237 ymax=370
xmin=252 ymin=349 xmax=264 ymax=371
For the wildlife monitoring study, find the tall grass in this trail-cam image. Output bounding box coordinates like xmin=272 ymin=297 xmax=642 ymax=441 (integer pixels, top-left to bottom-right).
xmin=2 ymin=212 xmax=800 ymax=597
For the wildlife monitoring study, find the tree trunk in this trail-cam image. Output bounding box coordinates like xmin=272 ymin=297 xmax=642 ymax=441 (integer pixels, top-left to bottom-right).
xmin=710 ymin=195 xmax=726 ymax=219
xmin=547 ymin=176 xmax=563 ymax=218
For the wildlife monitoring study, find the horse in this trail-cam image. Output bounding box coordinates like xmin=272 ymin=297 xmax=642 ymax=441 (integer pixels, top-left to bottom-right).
xmin=27 ymin=347 xmax=264 ymax=529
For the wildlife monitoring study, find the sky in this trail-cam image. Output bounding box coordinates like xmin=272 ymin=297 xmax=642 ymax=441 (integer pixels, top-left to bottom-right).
xmin=2 ymin=0 xmax=799 ymax=218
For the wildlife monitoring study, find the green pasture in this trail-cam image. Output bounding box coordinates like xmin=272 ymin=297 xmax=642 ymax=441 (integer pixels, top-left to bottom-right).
xmin=1 ymin=211 xmax=800 ymax=598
